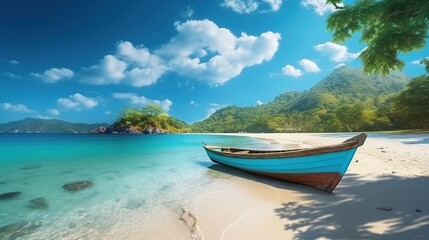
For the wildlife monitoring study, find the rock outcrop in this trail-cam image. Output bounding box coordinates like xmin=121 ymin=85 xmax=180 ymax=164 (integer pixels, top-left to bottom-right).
xmin=91 ymin=123 xmax=164 ymax=134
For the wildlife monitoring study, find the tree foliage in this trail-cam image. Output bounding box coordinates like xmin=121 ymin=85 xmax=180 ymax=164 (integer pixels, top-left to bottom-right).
xmin=326 ymin=0 xmax=429 ymax=75
xmin=114 ymin=104 xmax=190 ymax=133
xmin=393 ymin=75 xmax=429 ymax=129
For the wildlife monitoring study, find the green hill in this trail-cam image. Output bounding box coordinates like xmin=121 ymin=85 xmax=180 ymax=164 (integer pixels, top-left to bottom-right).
xmin=0 ymin=118 xmax=109 ymax=133
xmin=191 ymin=67 xmax=410 ymax=133
xmin=105 ymin=104 xmax=191 ymax=134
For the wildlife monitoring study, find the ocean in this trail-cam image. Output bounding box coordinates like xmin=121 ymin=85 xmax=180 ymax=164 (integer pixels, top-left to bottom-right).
xmin=0 ymin=133 xmax=273 ymax=239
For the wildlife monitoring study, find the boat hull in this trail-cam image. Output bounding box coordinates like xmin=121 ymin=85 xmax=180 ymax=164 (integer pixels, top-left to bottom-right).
xmin=205 ymin=148 xmax=358 ymax=192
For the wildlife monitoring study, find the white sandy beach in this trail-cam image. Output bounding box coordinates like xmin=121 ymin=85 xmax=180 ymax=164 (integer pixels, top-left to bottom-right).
xmin=192 ymin=133 xmax=429 ymax=240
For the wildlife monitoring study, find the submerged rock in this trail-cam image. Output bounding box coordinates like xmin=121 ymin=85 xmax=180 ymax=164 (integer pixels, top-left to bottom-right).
xmin=0 ymin=221 xmax=40 ymax=239
xmin=62 ymin=181 xmax=93 ymax=191
xmin=28 ymin=197 xmax=49 ymax=209
xmin=0 ymin=191 xmax=22 ymax=200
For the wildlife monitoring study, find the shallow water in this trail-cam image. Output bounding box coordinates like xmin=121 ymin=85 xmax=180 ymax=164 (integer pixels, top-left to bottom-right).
xmin=0 ymin=133 xmax=275 ymax=239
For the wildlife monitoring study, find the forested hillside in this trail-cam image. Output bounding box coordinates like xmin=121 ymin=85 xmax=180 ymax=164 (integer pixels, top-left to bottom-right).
xmin=191 ymin=67 xmax=411 ymax=133
xmin=0 ymin=118 xmax=108 ymax=133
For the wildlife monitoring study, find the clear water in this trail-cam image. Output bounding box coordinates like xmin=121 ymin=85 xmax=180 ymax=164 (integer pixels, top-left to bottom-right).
xmin=0 ymin=134 xmax=273 ymax=239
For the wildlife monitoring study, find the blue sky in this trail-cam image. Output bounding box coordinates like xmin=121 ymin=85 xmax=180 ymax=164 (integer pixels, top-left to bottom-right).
xmin=1 ymin=0 xmax=427 ymax=124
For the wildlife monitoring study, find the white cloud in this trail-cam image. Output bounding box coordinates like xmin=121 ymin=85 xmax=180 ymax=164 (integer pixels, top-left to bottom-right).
xmin=80 ymin=19 xmax=280 ymax=87
xmin=47 ymin=108 xmax=60 ymax=116
xmin=31 ymin=68 xmax=74 ymax=83
xmin=263 ymin=0 xmax=282 ymax=11
xmin=1 ymin=102 xmax=33 ymax=113
xmin=314 ymin=42 xmax=360 ymax=62
xmin=222 ymin=0 xmax=258 ymax=14
xmin=222 ymin=0 xmax=282 ymax=14
xmin=182 ymin=4 xmax=194 ymax=18
xmin=9 ymin=60 xmax=19 ymax=65
xmin=282 ymin=65 xmax=303 ymax=78
xmin=80 ymin=55 xmax=128 ymax=85
xmin=105 ymin=111 xmax=112 ymax=115
xmin=113 ymin=93 xmax=173 ymax=112
xmin=299 ymin=59 xmax=321 ymax=73
xmin=190 ymin=100 xmax=196 ymax=105
xmin=116 ymin=41 xmax=168 ymax=87
xmin=301 ymin=0 xmax=340 ymax=16
xmin=256 ymin=100 xmax=263 ymax=105
xmin=157 ymin=19 xmax=281 ymax=85
xmin=334 ymin=63 xmax=347 ymax=69
xmin=411 ymin=57 xmax=429 ymax=65
xmin=57 ymin=93 xmax=98 ymax=110
xmin=34 ymin=114 xmax=53 ymax=120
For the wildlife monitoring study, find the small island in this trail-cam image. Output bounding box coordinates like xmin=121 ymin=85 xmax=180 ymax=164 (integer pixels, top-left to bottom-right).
xmin=91 ymin=104 xmax=191 ymax=134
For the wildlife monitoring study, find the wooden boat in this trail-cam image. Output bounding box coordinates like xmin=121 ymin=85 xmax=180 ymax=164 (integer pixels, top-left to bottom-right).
xmin=203 ymin=133 xmax=367 ymax=192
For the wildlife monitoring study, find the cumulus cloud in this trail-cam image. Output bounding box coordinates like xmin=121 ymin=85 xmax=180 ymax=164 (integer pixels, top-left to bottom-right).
xmin=80 ymin=55 xmax=128 ymax=85
xmin=282 ymin=65 xmax=302 ymax=78
xmin=113 ymin=93 xmax=173 ymax=112
xmin=222 ymin=0 xmax=282 ymax=14
xmin=117 ymin=41 xmax=167 ymax=87
xmin=31 ymin=68 xmax=74 ymax=83
xmin=57 ymin=93 xmax=98 ymax=110
xmin=314 ymin=42 xmax=360 ymax=62
xmin=1 ymin=102 xmax=33 ymax=112
xmin=256 ymin=100 xmax=263 ymax=105
xmin=300 ymin=0 xmax=340 ymax=16
xmin=299 ymin=59 xmax=321 ymax=73
xmin=263 ymin=0 xmax=282 ymax=11
xmin=80 ymin=19 xmax=280 ymax=87
xmin=157 ymin=19 xmax=280 ymax=85
xmin=47 ymin=108 xmax=60 ymax=116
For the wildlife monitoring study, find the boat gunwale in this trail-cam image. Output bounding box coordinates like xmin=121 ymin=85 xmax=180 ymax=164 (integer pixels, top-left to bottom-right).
xmin=203 ymin=133 xmax=366 ymax=159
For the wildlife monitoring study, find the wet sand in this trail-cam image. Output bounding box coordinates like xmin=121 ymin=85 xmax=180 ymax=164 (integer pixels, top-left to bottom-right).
xmin=192 ymin=133 xmax=429 ymax=240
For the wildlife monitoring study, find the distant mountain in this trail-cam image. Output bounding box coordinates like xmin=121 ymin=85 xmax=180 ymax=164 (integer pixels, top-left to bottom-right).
xmin=0 ymin=118 xmax=109 ymax=133
xmin=191 ymin=67 xmax=410 ymax=133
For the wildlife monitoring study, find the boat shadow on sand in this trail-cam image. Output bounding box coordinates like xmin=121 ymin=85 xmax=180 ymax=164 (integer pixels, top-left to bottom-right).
xmin=202 ymin=162 xmax=429 ymax=239
xmin=274 ymin=173 xmax=429 ymax=240
xmin=203 ymin=162 xmax=327 ymax=195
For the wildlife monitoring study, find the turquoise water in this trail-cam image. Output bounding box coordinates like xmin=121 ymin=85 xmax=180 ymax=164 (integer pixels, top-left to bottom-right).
xmin=0 ymin=134 xmax=273 ymax=239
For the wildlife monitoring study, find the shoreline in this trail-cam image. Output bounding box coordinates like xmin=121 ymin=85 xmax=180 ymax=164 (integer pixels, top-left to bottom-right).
xmin=193 ymin=133 xmax=429 ymax=239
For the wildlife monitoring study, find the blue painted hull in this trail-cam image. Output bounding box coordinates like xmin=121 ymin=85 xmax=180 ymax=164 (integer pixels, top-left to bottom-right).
xmin=205 ymin=148 xmax=357 ymax=176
